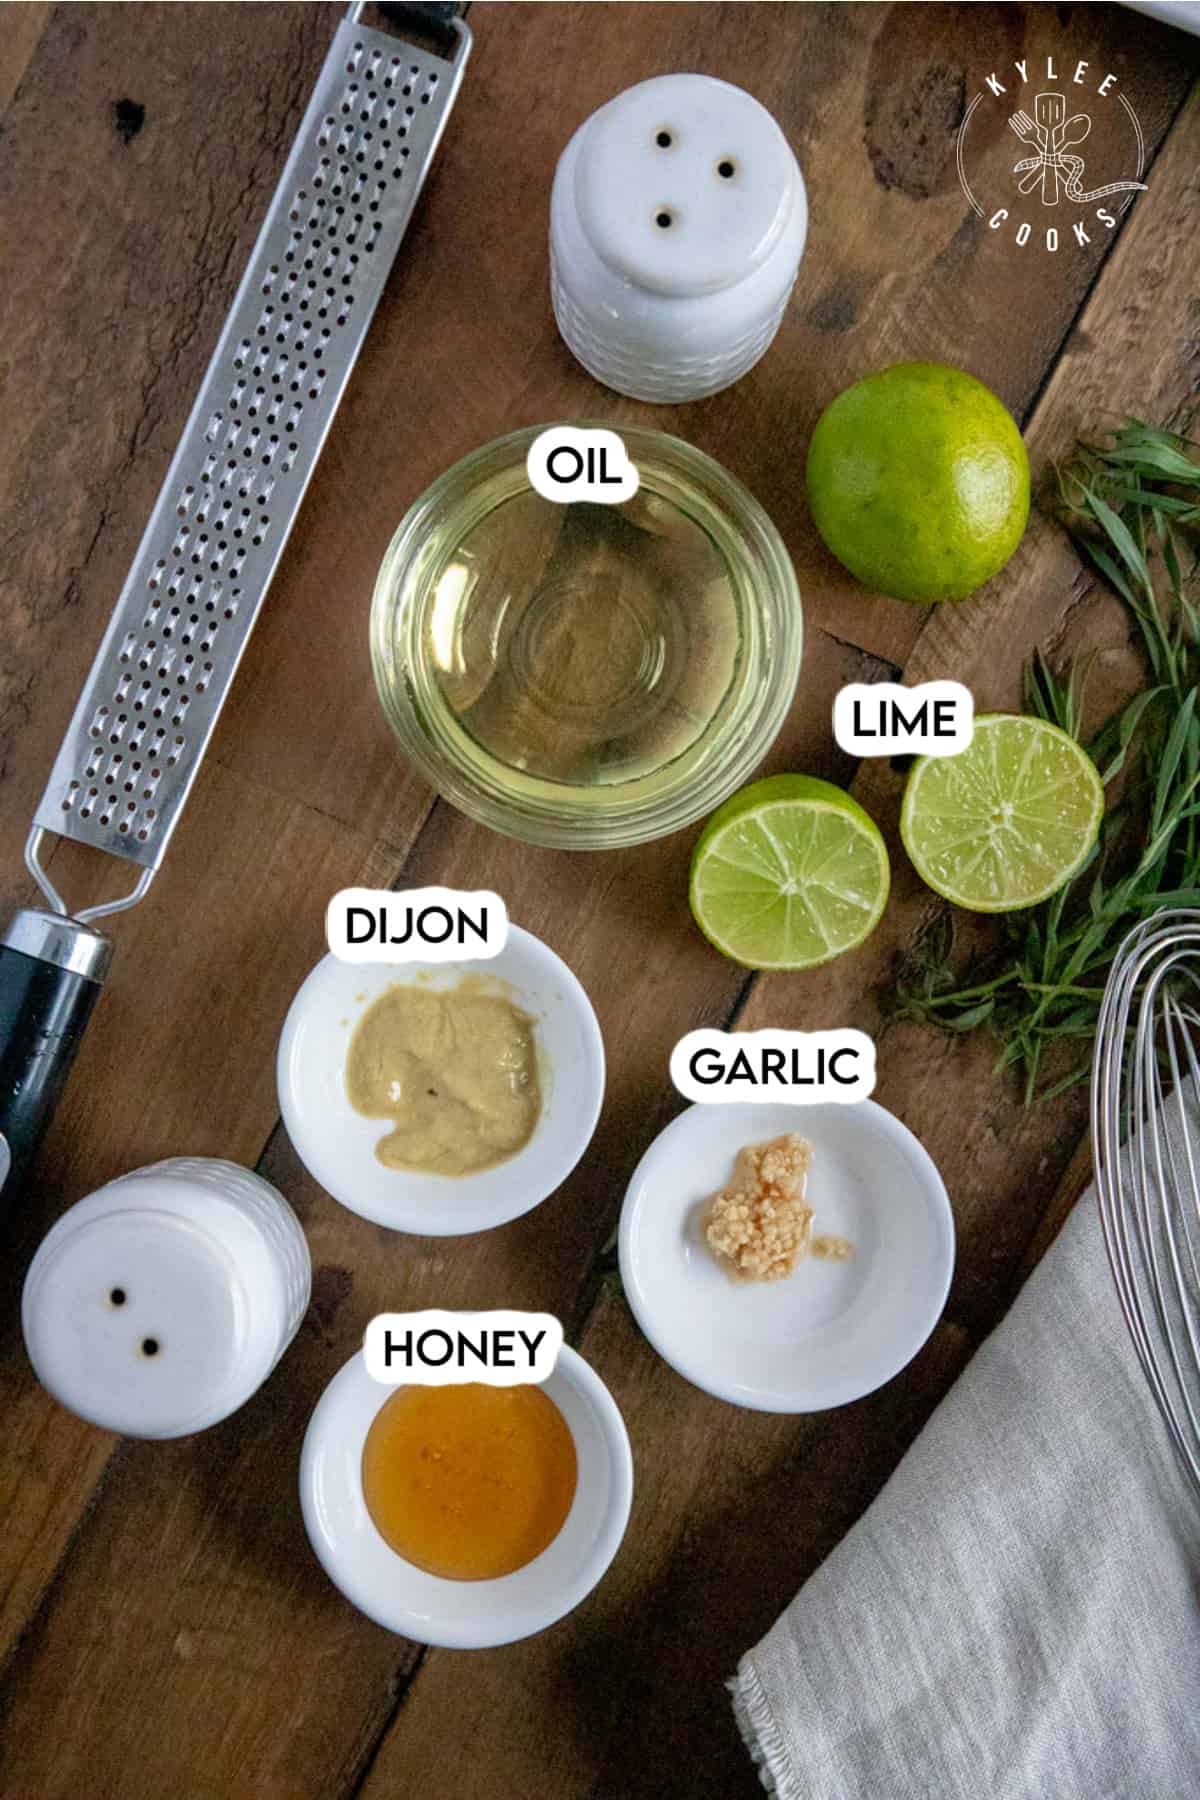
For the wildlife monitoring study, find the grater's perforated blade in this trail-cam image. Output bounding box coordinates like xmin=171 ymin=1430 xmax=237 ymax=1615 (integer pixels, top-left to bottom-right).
xmin=33 ymin=8 xmax=470 ymax=880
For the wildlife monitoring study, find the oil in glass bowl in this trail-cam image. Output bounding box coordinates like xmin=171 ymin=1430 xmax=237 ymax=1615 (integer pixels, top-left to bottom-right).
xmin=429 ymin=486 xmax=744 ymax=786
xmin=371 ymin=425 xmax=802 ymax=849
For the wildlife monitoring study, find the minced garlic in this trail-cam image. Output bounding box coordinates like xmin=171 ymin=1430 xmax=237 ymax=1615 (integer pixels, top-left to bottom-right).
xmin=704 ymin=1134 xmax=854 ymax=1281
xmin=705 ymin=1133 xmax=815 ymax=1281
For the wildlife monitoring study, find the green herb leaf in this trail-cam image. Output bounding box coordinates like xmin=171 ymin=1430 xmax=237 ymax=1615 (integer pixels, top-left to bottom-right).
xmin=1085 ymin=487 xmax=1155 ymax=600
xmin=895 ymin=420 xmax=1200 ymax=1101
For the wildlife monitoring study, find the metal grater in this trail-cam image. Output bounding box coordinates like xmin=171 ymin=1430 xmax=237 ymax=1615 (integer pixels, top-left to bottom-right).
xmin=0 ymin=2 xmax=471 ymax=1200
xmin=30 ymin=4 xmax=470 ymax=914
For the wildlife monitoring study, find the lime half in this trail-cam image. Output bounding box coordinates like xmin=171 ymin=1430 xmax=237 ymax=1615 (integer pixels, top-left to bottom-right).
xmin=901 ymin=713 xmax=1104 ymax=912
xmin=690 ymin=774 xmax=891 ymax=970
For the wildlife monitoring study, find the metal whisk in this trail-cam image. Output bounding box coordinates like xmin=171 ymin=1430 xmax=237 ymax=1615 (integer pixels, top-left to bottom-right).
xmin=1093 ymin=910 xmax=1200 ymax=1501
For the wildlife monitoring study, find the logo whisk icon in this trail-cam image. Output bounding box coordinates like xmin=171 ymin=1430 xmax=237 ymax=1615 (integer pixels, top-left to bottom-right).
xmin=1008 ymin=93 xmax=1147 ymax=206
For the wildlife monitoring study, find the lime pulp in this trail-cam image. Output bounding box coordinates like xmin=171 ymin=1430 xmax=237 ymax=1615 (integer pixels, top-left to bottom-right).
xmin=900 ymin=713 xmax=1104 ymax=911
xmin=689 ymin=774 xmax=891 ymax=970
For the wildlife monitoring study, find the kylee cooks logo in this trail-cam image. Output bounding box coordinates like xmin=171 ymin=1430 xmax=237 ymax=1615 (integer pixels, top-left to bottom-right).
xmin=957 ymin=52 xmax=1147 ymax=253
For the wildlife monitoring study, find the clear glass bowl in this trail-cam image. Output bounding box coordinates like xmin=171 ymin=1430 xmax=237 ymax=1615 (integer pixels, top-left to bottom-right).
xmin=370 ymin=423 xmax=802 ymax=849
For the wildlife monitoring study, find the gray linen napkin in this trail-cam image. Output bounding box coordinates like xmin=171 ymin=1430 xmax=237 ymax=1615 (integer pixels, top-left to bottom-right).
xmin=731 ymin=1145 xmax=1200 ymax=1799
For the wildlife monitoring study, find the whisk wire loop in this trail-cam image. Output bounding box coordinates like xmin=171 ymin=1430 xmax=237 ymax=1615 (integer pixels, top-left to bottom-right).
xmin=1093 ymin=911 xmax=1200 ymax=1501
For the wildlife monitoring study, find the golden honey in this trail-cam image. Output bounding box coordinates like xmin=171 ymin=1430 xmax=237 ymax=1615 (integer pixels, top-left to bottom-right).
xmin=361 ymin=1383 xmax=577 ymax=1581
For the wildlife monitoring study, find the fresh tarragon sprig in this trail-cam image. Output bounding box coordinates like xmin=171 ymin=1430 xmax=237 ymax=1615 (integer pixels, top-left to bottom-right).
xmin=893 ymin=419 xmax=1200 ymax=1103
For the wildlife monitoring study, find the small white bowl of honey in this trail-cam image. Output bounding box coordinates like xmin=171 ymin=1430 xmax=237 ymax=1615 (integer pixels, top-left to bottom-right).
xmin=300 ymin=1347 xmax=633 ymax=1648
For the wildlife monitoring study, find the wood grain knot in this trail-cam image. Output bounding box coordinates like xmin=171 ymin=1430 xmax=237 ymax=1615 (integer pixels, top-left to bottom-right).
xmin=307 ymin=1264 xmax=354 ymax=1342
xmin=864 ymin=62 xmax=965 ymax=199
xmin=112 ymin=98 xmax=144 ymax=144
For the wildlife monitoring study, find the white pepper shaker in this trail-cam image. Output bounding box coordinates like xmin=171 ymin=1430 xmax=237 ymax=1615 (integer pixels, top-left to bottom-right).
xmin=550 ymin=72 xmax=807 ymax=404
xmin=22 ymin=1157 xmax=311 ymax=1439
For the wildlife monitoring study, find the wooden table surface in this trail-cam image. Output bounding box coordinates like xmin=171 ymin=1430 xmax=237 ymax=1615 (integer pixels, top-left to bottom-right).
xmin=1 ymin=4 xmax=1197 ymax=1795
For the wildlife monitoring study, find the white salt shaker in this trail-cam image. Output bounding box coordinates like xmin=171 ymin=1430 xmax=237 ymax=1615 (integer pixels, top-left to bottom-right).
xmin=550 ymin=73 xmax=807 ymax=404
xmin=22 ymin=1157 xmax=311 ymax=1439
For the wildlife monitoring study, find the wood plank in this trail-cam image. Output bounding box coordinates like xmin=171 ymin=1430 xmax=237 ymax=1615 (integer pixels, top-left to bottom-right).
xmin=0 ymin=4 xmax=1194 ymax=1796
xmin=1016 ymin=1130 xmax=1095 ymax=1280
xmin=0 ymin=1 xmax=49 ymax=112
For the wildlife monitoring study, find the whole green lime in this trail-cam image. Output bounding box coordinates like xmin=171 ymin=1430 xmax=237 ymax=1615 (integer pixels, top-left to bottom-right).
xmin=806 ymin=362 xmax=1030 ymax=604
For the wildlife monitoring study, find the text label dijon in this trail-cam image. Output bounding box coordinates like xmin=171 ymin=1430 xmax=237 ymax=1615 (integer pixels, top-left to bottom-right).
xmin=326 ymin=886 xmax=508 ymax=964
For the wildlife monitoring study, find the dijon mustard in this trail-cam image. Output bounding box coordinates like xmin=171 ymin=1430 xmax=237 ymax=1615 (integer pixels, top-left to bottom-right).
xmin=346 ymin=977 xmax=541 ymax=1177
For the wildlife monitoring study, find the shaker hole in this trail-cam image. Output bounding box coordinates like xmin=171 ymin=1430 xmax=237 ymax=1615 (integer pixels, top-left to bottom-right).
xmin=109 ymin=1287 xmax=126 ymax=1307
xmin=655 ymin=209 xmax=674 ymax=229
xmin=141 ymin=1337 xmax=160 ymax=1357
xmin=717 ymin=158 xmax=736 ymax=179
xmin=655 ymin=129 xmax=673 ymax=148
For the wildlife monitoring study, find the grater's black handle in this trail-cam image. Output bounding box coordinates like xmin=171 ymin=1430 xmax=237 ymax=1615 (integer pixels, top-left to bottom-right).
xmin=0 ymin=913 xmax=110 ymax=1204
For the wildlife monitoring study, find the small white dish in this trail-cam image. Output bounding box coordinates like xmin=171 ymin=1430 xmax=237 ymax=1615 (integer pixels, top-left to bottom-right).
xmin=277 ymin=926 xmax=605 ymax=1234
xmin=619 ymin=1100 xmax=954 ymax=1412
xmin=300 ymin=1346 xmax=633 ymax=1647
